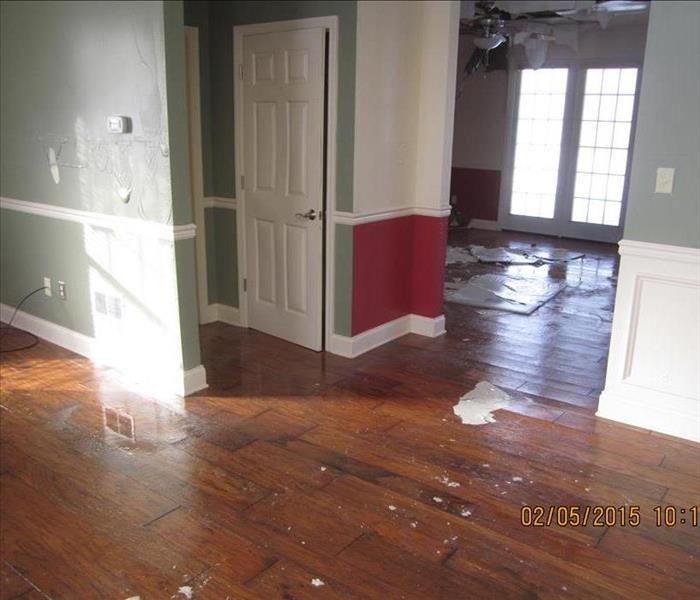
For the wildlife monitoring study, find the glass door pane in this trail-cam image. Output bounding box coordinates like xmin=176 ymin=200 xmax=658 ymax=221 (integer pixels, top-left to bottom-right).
xmin=571 ymin=68 xmax=638 ymax=226
xmin=510 ymin=68 xmax=568 ymax=219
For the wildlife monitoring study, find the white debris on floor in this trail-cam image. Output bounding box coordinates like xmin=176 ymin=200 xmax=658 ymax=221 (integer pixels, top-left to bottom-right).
xmin=468 ymin=245 xmax=539 ymax=264
xmin=445 ymin=273 xmax=566 ymax=314
xmin=453 ymin=381 xmax=514 ymax=425
xmin=446 ymin=246 xmax=478 ymax=264
xmin=435 ymin=475 xmax=461 ymax=488
xmin=311 ymin=578 xmax=326 ymax=587
xmin=387 ymin=505 xmax=397 ymax=511
xmin=174 ymin=586 xmax=193 ymax=600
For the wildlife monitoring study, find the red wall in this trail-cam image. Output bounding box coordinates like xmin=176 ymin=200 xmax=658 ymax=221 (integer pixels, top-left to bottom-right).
xmin=352 ymin=215 xmax=447 ymax=336
xmin=450 ymin=167 xmax=501 ymax=222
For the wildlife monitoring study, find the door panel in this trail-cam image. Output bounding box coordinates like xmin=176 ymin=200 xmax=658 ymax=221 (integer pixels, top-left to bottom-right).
xmin=243 ymin=27 xmax=325 ymax=350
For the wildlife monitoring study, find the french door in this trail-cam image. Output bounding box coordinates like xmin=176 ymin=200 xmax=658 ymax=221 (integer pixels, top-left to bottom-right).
xmin=500 ymin=66 xmax=639 ymax=243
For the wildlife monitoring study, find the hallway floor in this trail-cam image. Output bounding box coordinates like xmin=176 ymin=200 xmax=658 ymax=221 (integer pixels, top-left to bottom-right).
xmin=1 ymin=231 xmax=699 ymax=599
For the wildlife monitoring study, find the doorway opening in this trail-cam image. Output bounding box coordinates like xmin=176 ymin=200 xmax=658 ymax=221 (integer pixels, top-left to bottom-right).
xmin=447 ymin=3 xmax=650 ymax=414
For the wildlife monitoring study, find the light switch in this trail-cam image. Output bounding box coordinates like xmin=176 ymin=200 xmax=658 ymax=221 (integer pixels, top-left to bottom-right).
xmin=107 ymin=115 xmax=131 ymax=134
xmin=655 ymin=167 xmax=675 ymax=194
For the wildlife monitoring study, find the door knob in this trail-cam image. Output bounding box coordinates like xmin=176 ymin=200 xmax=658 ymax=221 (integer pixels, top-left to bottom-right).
xmin=295 ymin=209 xmax=317 ymax=221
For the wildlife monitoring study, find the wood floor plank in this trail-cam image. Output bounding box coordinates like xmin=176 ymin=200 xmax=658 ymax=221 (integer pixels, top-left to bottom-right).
xmin=1 ymin=231 xmax=698 ymax=599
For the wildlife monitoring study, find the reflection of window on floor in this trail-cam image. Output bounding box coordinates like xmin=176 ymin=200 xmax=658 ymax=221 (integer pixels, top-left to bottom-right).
xmin=572 ymin=68 xmax=638 ymax=226
xmin=511 ymin=68 xmax=569 ymax=219
xmin=102 ymin=406 xmax=135 ymax=441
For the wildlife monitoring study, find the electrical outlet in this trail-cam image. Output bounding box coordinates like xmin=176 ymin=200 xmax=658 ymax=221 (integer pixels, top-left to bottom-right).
xmin=43 ymin=277 xmax=52 ymax=297
xmin=57 ymin=281 xmax=67 ymax=300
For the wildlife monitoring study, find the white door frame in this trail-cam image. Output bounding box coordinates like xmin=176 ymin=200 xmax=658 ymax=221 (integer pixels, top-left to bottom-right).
xmin=233 ymin=16 xmax=339 ymax=348
xmin=498 ymin=58 xmax=642 ymax=243
xmin=184 ymin=26 xmax=213 ymax=324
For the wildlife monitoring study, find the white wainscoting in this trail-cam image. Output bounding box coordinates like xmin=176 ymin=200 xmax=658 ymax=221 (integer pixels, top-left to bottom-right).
xmin=328 ymin=313 xmax=446 ymax=359
xmin=597 ymin=240 xmax=700 ymax=442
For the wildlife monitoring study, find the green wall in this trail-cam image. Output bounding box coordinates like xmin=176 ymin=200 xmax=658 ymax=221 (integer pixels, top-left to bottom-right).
xmin=623 ymin=1 xmax=700 ymax=249
xmin=1 ymin=0 xmax=202 ymax=371
xmin=204 ymin=207 xmax=239 ymax=307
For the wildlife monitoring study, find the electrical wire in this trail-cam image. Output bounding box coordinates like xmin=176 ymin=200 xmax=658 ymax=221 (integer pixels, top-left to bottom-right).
xmin=0 ymin=286 xmax=47 ymax=353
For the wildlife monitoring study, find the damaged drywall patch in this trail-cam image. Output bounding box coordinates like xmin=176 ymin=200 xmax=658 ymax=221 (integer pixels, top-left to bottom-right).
xmin=453 ymin=381 xmax=514 ymax=425
xmin=446 ymin=246 xmax=478 ymax=265
xmin=469 ymin=245 xmax=539 ymax=265
xmin=445 ymin=274 xmax=565 ymax=314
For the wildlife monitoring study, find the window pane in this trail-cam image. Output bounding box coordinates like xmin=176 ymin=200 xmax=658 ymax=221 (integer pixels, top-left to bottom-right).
xmin=572 ymin=198 xmax=589 ymax=222
xmin=615 ymin=95 xmax=634 ymax=122
xmin=588 ymin=199 xmax=605 ymax=224
xmin=599 ymin=95 xmax=617 ymax=120
xmin=590 ymin=174 xmax=607 ymax=199
xmin=612 ymin=122 xmax=631 ymax=148
xmin=601 ymin=69 xmax=620 ymax=94
xmin=580 ymin=121 xmax=597 ymax=146
xmin=570 ymin=67 xmax=638 ymax=227
xmin=596 ymin=121 xmax=614 ymax=147
xmin=603 ymin=202 xmax=621 ymax=226
xmin=586 ymin=69 xmax=603 ymax=94
xmin=582 ymin=94 xmax=600 ymax=120
xmin=618 ymin=69 xmax=638 ymax=94
xmin=509 ymin=69 xmax=568 ymax=219
xmin=610 ymin=149 xmax=628 ymax=175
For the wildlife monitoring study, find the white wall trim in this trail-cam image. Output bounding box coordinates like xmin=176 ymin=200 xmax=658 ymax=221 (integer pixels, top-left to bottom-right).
xmin=409 ymin=314 xmax=446 ymax=337
xmin=467 ymin=218 xmax=502 ymax=231
xmin=619 ymin=239 xmax=700 ymax=263
xmin=211 ymin=303 xmax=241 ymax=327
xmin=0 ymin=196 xmax=196 ymax=241
xmin=333 ymin=206 xmax=450 ymax=226
xmin=203 ymin=196 xmax=238 ymax=210
xmin=597 ymin=239 xmax=700 ymax=442
xmin=173 ymin=223 xmax=197 ymax=240
xmin=183 ymin=365 xmax=208 ymax=396
xmin=328 ymin=313 xmax=445 ymax=359
xmin=0 ymin=303 xmax=207 ymax=400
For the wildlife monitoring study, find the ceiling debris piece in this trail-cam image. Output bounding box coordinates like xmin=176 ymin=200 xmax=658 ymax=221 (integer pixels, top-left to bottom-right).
xmin=446 ymin=246 xmax=478 ymax=264
xmin=468 ymin=245 xmax=540 ymax=264
xmin=445 ymin=273 xmax=565 ymax=314
xmin=453 ymin=381 xmax=514 ymax=425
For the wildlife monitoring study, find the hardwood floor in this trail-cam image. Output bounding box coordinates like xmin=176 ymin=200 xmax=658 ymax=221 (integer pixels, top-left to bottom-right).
xmin=1 ymin=230 xmax=698 ymax=599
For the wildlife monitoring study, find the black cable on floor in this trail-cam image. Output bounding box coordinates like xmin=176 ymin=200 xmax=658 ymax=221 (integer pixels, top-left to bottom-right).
xmin=0 ymin=286 xmax=47 ymax=353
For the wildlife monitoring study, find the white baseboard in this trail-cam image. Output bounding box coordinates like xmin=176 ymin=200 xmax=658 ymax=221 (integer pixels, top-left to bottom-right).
xmin=328 ymin=313 xmax=445 ymax=359
xmin=596 ymin=239 xmax=700 ymax=443
xmin=410 ymin=314 xmax=446 ymax=337
xmin=468 ymin=218 xmax=502 ymax=231
xmin=183 ymin=364 xmax=208 ymax=396
xmin=200 ymin=303 xmax=242 ymax=327
xmin=0 ymin=304 xmax=208 ymax=399
xmin=213 ymin=303 xmax=241 ymax=326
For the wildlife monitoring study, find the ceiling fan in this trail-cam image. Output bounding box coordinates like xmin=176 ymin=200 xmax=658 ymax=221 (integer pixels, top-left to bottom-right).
xmin=460 ymin=0 xmax=649 ymax=75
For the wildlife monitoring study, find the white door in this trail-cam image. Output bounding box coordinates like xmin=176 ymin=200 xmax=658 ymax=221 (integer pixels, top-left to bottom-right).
xmin=242 ymin=27 xmax=325 ymax=350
